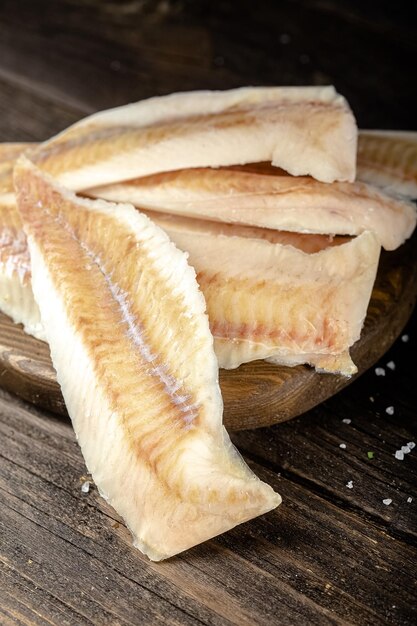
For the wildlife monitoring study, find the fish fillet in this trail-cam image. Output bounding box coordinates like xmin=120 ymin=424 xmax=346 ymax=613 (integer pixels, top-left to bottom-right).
xmin=29 ymin=86 xmax=357 ymax=188
xmin=88 ymin=166 xmax=416 ymax=251
xmin=0 ymin=197 xmax=43 ymax=338
xmin=0 ymin=143 xmax=33 ymax=200
xmin=358 ymin=130 xmax=417 ymax=198
xmin=14 ymin=157 xmax=280 ymax=560
xmin=145 ymin=212 xmax=380 ymax=374
xmin=1 ymin=154 xmax=371 ymax=376
xmin=1 ymin=147 xmax=379 ymax=374
xmin=0 ymin=145 xmax=43 ymax=337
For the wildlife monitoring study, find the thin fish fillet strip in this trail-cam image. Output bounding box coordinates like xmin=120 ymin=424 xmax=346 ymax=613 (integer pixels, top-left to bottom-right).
xmin=88 ymin=166 xmax=416 ymax=251
xmin=14 ymin=157 xmax=280 ymax=561
xmin=357 ymin=130 xmax=417 ymax=198
xmin=148 ymin=212 xmax=381 ymax=374
xmin=29 ymin=86 xmax=357 ymax=188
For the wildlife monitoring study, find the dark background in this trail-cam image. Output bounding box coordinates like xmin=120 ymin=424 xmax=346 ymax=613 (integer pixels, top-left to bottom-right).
xmin=0 ymin=0 xmax=417 ymax=138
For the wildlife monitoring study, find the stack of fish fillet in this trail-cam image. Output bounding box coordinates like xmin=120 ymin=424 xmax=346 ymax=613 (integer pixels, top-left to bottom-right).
xmin=1 ymin=86 xmax=416 ymax=561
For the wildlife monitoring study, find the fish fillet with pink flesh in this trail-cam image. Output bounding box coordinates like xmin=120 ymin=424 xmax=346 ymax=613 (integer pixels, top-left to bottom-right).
xmin=89 ymin=166 xmax=416 ymax=251
xmin=147 ymin=213 xmax=380 ymax=374
xmin=29 ymin=86 xmax=357 ymax=188
xmin=14 ymin=157 xmax=280 ymax=561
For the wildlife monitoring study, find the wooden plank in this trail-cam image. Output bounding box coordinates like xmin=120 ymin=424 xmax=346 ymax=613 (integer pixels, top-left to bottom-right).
xmin=1 ymin=390 xmax=416 ymax=625
xmin=1 ymin=0 xmax=416 ymax=130
xmin=0 ymin=75 xmax=83 ymax=142
xmin=0 ymin=0 xmax=237 ymax=115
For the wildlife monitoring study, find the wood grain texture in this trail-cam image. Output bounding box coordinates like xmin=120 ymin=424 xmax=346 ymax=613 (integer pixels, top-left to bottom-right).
xmin=1 ymin=389 xmax=416 ymax=626
xmin=1 ymin=231 xmax=416 ymax=430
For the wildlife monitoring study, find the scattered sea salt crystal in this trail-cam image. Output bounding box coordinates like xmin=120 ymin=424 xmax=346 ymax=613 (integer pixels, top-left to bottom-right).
xmin=81 ymin=481 xmax=91 ymax=494
xmin=401 ymin=334 xmax=409 ymax=343
xmin=382 ymin=498 xmax=392 ymax=506
xmin=346 ymin=480 xmax=353 ymax=489
xmin=407 ymin=497 xmax=413 ymax=503
xmin=394 ymin=442 xmax=414 ymax=460
xmin=369 ymin=396 xmax=374 ymax=402
xmin=386 ymin=361 xmax=396 ymax=370
xmin=386 ymin=406 xmax=394 ymax=415
xmin=339 ymin=443 xmax=347 ymax=449
xmin=375 ymin=367 xmax=385 ymax=376
xmin=342 ymin=418 xmax=351 ymax=424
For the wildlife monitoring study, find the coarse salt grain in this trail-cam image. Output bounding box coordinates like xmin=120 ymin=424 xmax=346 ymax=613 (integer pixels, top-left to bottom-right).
xmin=408 ymin=442 xmax=415 ymax=450
xmin=401 ymin=334 xmax=409 ymax=343
xmin=401 ymin=445 xmax=411 ymax=454
xmin=386 ymin=361 xmax=396 ymax=370
xmin=395 ymin=450 xmax=404 ymax=461
xmin=386 ymin=406 xmax=394 ymax=415
xmin=382 ymin=498 xmax=392 ymax=506
xmin=81 ymin=481 xmax=91 ymax=494
xmin=342 ymin=418 xmax=351 ymax=424
xmin=339 ymin=443 xmax=347 ymax=449
xmin=369 ymin=396 xmax=374 ymax=402
xmin=346 ymin=480 xmax=353 ymax=489
xmin=375 ymin=367 xmax=385 ymax=376
xmin=407 ymin=497 xmax=413 ymax=503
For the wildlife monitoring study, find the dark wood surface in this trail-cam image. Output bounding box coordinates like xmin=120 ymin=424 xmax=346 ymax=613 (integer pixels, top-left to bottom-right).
xmin=1 ymin=230 xmax=417 ymax=430
xmin=1 ymin=1 xmax=416 ymax=624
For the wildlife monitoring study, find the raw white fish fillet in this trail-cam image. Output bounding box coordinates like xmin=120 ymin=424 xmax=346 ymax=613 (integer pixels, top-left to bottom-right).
xmin=146 ymin=212 xmax=381 ymax=374
xmin=0 ymin=196 xmax=43 ymax=338
xmin=358 ymin=130 xmax=417 ymax=198
xmin=29 ymin=86 xmax=357 ymax=188
xmin=14 ymin=157 xmax=280 ymax=561
xmin=89 ymin=166 xmax=416 ymax=251
xmin=0 ymin=143 xmax=33 ymax=201
xmin=0 ymin=144 xmax=43 ymax=337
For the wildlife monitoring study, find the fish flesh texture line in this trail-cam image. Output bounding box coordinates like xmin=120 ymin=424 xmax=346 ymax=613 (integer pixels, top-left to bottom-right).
xmin=29 ymin=86 xmax=357 ymax=189
xmin=2 ymin=147 xmax=378 ymax=375
xmin=145 ymin=212 xmax=380 ymax=374
xmin=88 ymin=165 xmax=416 ymax=251
xmin=357 ymin=130 xmax=417 ymax=198
xmin=14 ymin=157 xmax=281 ymax=560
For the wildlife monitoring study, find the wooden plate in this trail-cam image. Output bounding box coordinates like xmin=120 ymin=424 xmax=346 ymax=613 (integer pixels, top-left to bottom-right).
xmin=0 ymin=231 xmax=416 ymax=430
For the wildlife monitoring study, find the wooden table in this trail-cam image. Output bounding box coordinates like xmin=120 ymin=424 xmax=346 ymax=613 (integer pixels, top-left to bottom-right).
xmin=1 ymin=2 xmax=416 ymax=624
